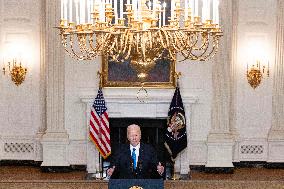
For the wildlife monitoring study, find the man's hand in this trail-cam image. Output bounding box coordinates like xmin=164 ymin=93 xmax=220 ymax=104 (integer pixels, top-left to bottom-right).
xmin=107 ymin=166 xmax=116 ymax=177
xmin=157 ymin=162 xmax=164 ymax=176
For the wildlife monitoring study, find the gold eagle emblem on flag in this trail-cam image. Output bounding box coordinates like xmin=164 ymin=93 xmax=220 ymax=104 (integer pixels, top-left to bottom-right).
xmin=167 ymin=112 xmax=186 ymax=139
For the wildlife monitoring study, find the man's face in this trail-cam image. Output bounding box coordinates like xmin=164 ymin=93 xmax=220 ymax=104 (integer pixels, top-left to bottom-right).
xmin=127 ymin=125 xmax=141 ymax=147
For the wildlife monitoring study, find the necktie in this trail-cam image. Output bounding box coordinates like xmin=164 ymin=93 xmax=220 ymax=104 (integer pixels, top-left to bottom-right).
xmin=132 ymin=148 xmax=136 ymax=170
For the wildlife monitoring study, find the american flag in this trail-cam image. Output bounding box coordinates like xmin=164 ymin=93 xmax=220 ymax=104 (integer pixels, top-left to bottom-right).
xmin=89 ymin=88 xmax=111 ymax=159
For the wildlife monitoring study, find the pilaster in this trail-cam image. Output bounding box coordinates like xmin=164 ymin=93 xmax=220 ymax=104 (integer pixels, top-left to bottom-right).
xmin=41 ymin=0 xmax=69 ymax=167
xmin=267 ymin=0 xmax=284 ymax=162
xmin=206 ymin=0 xmax=235 ymax=168
xmin=34 ymin=0 xmax=47 ymax=162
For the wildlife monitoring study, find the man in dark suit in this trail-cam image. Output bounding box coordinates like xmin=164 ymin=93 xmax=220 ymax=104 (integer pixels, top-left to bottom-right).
xmin=107 ymin=124 xmax=164 ymax=179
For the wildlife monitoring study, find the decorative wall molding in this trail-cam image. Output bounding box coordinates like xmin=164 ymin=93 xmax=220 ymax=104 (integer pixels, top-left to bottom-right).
xmin=0 ymin=136 xmax=36 ymax=160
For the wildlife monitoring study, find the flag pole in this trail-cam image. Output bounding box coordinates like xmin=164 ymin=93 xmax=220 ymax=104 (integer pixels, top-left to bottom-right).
xmin=167 ymin=72 xmax=184 ymax=180
xmin=175 ymin=72 xmax=181 ymax=87
xmin=97 ymin=72 xmax=103 ymax=179
xmin=97 ymin=71 xmax=102 ymax=89
xmin=172 ymin=160 xmax=177 ymax=180
xmin=98 ymin=152 xmax=103 ymax=178
xmin=171 ymin=159 xmax=181 ymax=180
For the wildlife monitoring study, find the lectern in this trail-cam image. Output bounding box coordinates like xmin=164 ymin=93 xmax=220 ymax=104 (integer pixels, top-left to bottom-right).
xmin=108 ymin=179 xmax=164 ymax=189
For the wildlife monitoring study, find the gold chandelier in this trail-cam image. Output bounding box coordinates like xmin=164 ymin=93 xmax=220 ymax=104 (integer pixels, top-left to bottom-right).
xmin=57 ymin=0 xmax=222 ymax=79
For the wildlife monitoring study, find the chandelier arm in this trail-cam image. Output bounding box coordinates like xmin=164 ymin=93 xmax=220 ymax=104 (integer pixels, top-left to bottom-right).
xmin=124 ymin=32 xmax=133 ymax=60
xmin=158 ymin=30 xmax=169 ymax=49
xmin=170 ymin=31 xmax=181 ymax=53
xmin=122 ymin=30 xmax=132 ymax=58
xmin=60 ymin=33 xmax=80 ymax=60
xmin=188 ymin=32 xmax=199 ymax=48
xmin=142 ymin=32 xmax=147 ymax=61
xmin=76 ymin=33 xmax=91 ymax=59
xmin=88 ymin=32 xmax=103 ymax=57
xmin=192 ymin=32 xmax=210 ymax=51
xmin=69 ymin=33 xmax=89 ymax=60
xmin=198 ymin=36 xmax=221 ymax=61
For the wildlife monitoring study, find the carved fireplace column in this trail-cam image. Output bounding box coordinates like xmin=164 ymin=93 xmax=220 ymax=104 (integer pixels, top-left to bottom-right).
xmin=206 ymin=0 xmax=236 ymax=168
xmin=41 ymin=0 xmax=69 ymax=167
xmin=268 ymin=0 xmax=284 ymax=162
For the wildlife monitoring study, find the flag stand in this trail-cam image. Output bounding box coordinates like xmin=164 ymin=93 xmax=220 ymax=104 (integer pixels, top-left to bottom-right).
xmin=99 ymin=152 xmax=103 ymax=178
xmin=171 ymin=160 xmax=180 ymax=180
xmin=97 ymin=71 xmax=102 ymax=88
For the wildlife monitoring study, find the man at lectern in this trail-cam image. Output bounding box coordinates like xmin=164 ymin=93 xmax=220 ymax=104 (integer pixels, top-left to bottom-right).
xmin=107 ymin=124 xmax=164 ymax=179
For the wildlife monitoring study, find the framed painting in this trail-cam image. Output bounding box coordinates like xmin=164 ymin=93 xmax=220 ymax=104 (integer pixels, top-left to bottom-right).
xmin=101 ymin=56 xmax=176 ymax=88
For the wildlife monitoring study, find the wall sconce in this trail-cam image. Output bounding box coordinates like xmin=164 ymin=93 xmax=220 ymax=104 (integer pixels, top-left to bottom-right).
xmin=2 ymin=59 xmax=28 ymax=86
xmin=246 ymin=60 xmax=269 ymax=89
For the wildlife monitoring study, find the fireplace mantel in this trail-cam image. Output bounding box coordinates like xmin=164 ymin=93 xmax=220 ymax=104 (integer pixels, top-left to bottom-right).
xmin=81 ymin=93 xmax=198 ymax=118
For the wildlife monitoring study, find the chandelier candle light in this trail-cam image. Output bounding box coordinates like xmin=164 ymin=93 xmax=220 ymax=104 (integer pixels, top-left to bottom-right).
xmin=57 ymin=0 xmax=222 ymax=79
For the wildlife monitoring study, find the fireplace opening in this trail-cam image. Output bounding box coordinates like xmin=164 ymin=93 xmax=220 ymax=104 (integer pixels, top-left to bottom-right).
xmin=103 ymin=118 xmax=172 ymax=178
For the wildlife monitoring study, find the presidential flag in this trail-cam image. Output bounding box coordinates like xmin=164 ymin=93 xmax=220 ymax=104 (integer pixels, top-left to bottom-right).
xmin=165 ymin=86 xmax=187 ymax=159
xmin=89 ymin=88 xmax=111 ymax=159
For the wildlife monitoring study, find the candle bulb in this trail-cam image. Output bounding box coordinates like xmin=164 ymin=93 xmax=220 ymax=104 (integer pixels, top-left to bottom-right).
xmin=203 ymin=0 xmax=206 ymax=20
xmin=138 ymin=0 xmax=142 ymax=21
xmin=75 ymin=0 xmax=79 ymax=24
xmin=133 ymin=0 xmax=137 ymax=20
xmin=114 ymin=0 xmax=118 ymax=24
xmin=195 ymin=0 xmax=198 ymax=17
xmin=61 ymin=0 xmax=64 ymax=20
xmin=190 ymin=0 xmax=194 ymax=22
xmin=69 ymin=0 xmax=73 ymax=22
xmin=207 ymin=0 xmax=210 ymax=20
xmin=171 ymin=0 xmax=174 ymax=20
xmin=213 ymin=0 xmax=216 ymax=23
xmin=64 ymin=0 xmax=68 ymax=21
xmin=184 ymin=0 xmax=187 ymax=19
xmin=120 ymin=0 xmax=123 ymax=19
xmin=90 ymin=0 xmax=93 ymax=23
xmin=159 ymin=5 xmax=162 ymax=27
xmin=216 ymin=0 xmax=219 ymax=24
xmin=87 ymin=0 xmax=90 ymax=23
xmin=163 ymin=2 xmax=166 ymax=26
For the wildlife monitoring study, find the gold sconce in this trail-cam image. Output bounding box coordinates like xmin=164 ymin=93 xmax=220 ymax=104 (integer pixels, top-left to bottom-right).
xmin=2 ymin=59 xmax=28 ymax=86
xmin=246 ymin=60 xmax=269 ymax=89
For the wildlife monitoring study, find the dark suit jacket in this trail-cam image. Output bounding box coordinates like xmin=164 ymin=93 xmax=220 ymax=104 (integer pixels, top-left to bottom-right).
xmin=110 ymin=143 xmax=162 ymax=179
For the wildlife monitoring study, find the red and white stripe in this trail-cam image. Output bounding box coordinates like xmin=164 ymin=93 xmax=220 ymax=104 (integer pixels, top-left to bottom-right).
xmin=89 ymin=106 xmax=111 ymax=159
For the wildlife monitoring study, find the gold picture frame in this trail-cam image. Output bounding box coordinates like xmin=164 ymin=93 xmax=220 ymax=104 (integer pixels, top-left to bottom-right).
xmin=101 ymin=56 xmax=176 ymax=88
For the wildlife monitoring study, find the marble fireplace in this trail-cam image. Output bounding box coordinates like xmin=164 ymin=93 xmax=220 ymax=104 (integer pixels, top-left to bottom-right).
xmin=81 ymin=91 xmax=198 ymax=175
